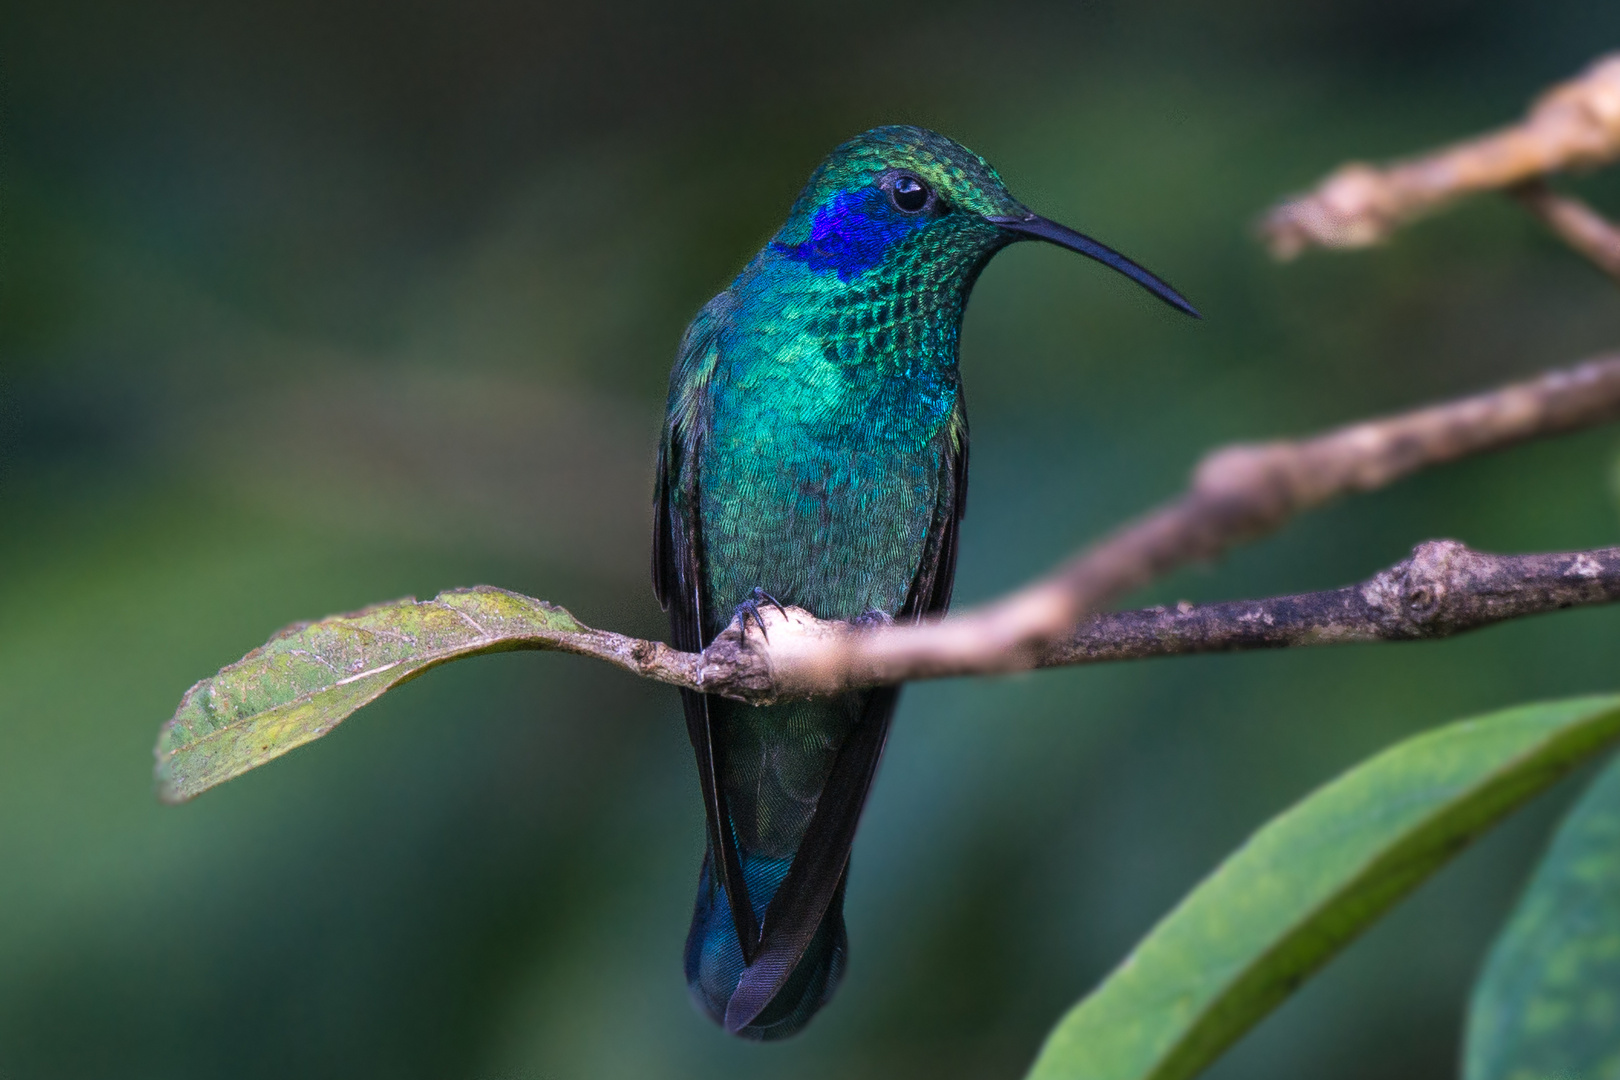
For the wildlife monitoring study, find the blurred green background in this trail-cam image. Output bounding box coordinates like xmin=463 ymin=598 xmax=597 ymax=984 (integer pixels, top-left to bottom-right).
xmin=5 ymin=2 xmax=1620 ymax=1077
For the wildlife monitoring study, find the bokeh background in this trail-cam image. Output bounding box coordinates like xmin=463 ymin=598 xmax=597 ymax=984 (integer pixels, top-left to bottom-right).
xmin=5 ymin=2 xmax=1620 ymax=1077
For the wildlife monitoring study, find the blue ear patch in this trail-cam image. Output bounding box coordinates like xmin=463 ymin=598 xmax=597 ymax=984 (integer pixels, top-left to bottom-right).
xmin=772 ymin=190 xmax=913 ymax=282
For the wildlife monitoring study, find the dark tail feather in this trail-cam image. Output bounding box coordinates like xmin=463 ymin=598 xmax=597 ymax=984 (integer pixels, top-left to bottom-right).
xmin=685 ymin=857 xmax=849 ymax=1040
xmin=685 ymin=688 xmax=897 ymax=1039
xmin=678 ymin=687 xmax=759 ymax=959
xmin=723 ymin=687 xmax=895 ymax=1032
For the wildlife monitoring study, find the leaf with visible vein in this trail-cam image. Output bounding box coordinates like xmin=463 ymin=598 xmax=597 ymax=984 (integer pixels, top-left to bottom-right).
xmin=154 ymin=586 xmax=656 ymax=803
xmin=1466 ymin=748 xmax=1620 ymax=1080
xmin=1024 ymin=694 xmax=1620 ymax=1080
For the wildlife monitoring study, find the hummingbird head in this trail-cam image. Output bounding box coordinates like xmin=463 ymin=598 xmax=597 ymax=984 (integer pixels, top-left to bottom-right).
xmin=771 ymin=125 xmax=1198 ymax=317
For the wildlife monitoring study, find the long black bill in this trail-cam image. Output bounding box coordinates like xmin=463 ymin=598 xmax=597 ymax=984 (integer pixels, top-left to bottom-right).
xmin=987 ymin=213 xmax=1200 ymax=318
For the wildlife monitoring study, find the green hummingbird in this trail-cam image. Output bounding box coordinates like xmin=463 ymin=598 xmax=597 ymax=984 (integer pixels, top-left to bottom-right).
xmin=653 ymin=125 xmax=1197 ymax=1040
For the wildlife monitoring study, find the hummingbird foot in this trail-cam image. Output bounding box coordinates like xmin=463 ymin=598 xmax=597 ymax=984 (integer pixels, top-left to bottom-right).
xmin=734 ymin=587 xmax=788 ymax=642
xmin=852 ymin=608 xmax=894 ymax=630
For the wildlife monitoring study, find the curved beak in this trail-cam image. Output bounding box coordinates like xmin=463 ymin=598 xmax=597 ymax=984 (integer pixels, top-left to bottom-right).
xmin=986 ymin=213 xmax=1200 ymax=318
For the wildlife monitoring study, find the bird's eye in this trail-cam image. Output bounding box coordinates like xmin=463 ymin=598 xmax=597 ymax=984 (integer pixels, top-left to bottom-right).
xmin=890 ymin=175 xmax=930 ymax=213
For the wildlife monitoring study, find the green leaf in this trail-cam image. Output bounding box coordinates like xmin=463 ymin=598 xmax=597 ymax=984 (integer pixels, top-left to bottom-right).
xmin=154 ymin=586 xmax=593 ymax=803
xmin=1024 ymin=693 xmax=1620 ymax=1080
xmin=1465 ymin=748 xmax=1620 ymax=1080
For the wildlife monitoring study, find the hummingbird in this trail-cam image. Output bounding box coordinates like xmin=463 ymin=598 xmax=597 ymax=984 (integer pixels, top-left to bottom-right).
xmin=653 ymin=125 xmax=1197 ymax=1040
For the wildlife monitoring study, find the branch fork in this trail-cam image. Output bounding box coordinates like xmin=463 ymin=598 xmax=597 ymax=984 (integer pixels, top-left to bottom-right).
xmin=1262 ymin=52 xmax=1620 ymax=261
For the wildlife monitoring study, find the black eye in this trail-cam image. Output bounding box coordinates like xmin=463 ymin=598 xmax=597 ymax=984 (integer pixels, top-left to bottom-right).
xmin=891 ymin=174 xmax=930 ymax=213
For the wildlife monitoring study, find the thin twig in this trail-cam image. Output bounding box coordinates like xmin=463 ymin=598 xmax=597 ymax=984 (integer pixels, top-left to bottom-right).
xmin=1512 ymin=179 xmax=1620 ymax=281
xmin=1039 ymin=540 xmax=1620 ymax=668
xmin=663 ymin=539 xmax=1620 ymax=703
xmin=1260 ymin=53 xmax=1620 ymax=258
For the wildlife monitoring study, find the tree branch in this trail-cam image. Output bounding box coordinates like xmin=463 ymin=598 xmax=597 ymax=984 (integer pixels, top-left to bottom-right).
xmin=1039 ymin=540 xmax=1620 ymax=667
xmin=1259 ymin=53 xmax=1620 ymax=258
xmin=675 ymin=539 xmax=1620 ymax=703
xmin=1511 ymin=179 xmax=1620 ymax=281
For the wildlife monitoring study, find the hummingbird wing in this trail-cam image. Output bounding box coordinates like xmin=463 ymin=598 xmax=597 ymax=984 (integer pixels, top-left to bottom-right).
xmin=653 ymin=291 xmax=763 ymax=956
xmin=721 ymin=402 xmax=971 ymax=1032
xmin=898 ymin=401 xmax=969 ymax=621
xmin=652 ymin=289 xmax=731 ymax=632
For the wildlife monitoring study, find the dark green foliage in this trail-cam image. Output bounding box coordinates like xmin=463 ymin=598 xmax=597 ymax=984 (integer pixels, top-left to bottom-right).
xmin=1467 ymin=751 xmax=1620 ymax=1080
xmin=1029 ymin=696 xmax=1620 ymax=1080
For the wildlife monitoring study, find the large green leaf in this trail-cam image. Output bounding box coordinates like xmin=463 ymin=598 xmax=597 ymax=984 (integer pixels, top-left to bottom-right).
xmin=1024 ymin=694 xmax=1620 ymax=1080
xmin=155 ymin=586 xmax=616 ymax=803
xmin=1465 ymin=749 xmax=1620 ymax=1080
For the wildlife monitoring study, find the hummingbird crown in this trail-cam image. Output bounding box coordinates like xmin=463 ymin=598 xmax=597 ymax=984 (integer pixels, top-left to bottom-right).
xmin=786 ymin=125 xmax=1027 ymax=223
